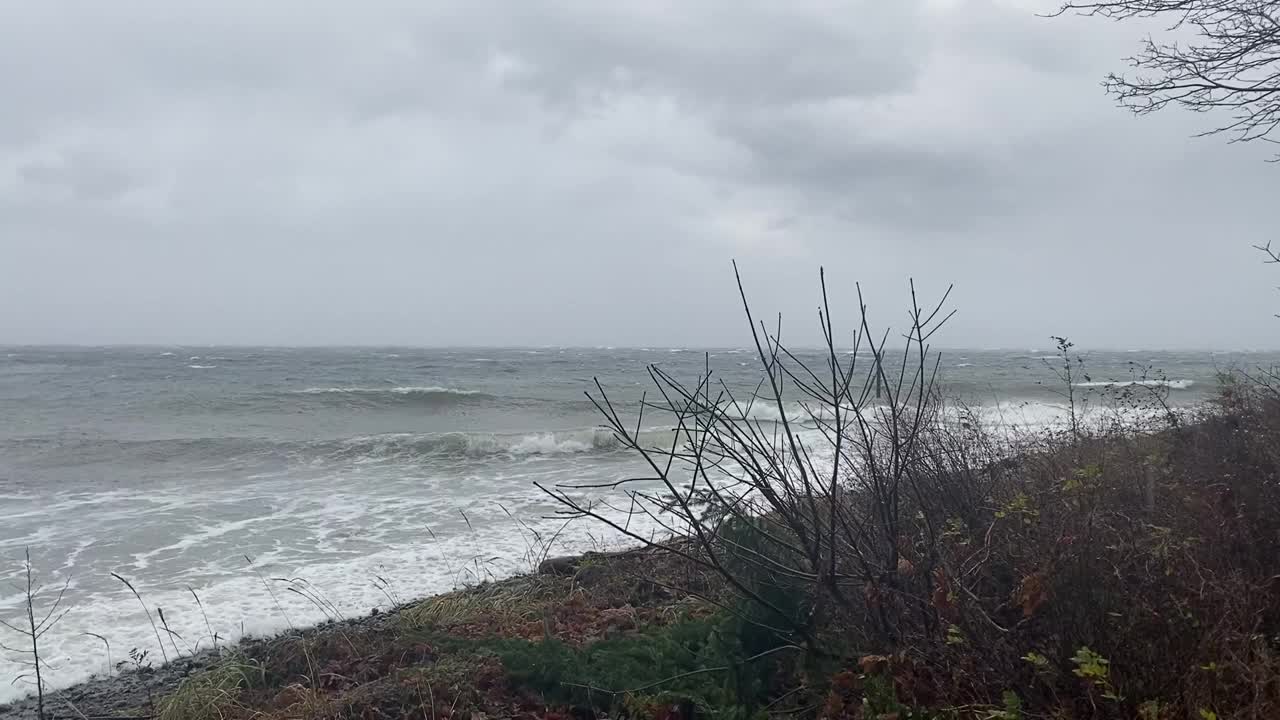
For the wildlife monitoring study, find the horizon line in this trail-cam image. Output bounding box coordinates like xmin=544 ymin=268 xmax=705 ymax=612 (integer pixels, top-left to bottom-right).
xmin=4 ymin=343 xmax=1280 ymax=354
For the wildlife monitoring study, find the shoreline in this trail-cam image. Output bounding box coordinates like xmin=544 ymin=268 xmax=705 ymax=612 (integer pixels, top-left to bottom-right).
xmin=0 ymin=548 xmax=669 ymax=720
xmin=0 ymin=584 xmax=428 ymax=719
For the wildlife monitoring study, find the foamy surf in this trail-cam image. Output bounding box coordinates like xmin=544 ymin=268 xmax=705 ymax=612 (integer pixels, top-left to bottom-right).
xmin=1072 ymin=379 xmax=1195 ymax=390
xmin=0 ymin=346 xmax=1262 ymax=704
xmin=296 ymin=386 xmax=485 ymax=396
xmin=284 ymin=386 xmax=503 ymax=409
xmin=0 ymin=491 xmax=658 ymax=703
xmin=325 ymin=427 xmax=676 ymax=460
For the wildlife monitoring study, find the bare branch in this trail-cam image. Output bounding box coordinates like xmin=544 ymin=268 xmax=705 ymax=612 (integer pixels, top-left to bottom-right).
xmin=1056 ymin=0 xmax=1280 ymax=155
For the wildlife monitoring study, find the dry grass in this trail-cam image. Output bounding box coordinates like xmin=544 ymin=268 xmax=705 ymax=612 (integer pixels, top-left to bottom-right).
xmin=154 ymin=653 xmax=263 ymax=720
xmin=400 ymin=574 xmax=562 ymax=631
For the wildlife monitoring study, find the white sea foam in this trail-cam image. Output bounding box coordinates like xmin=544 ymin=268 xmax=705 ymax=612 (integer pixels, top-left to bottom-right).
xmin=1072 ymin=379 xmax=1194 ymax=390
xmin=953 ymin=401 xmax=1183 ymax=435
xmin=297 ymin=386 xmax=482 ymax=396
xmin=0 ymin=463 xmax=661 ymax=702
xmin=328 ymin=427 xmax=671 ymax=461
xmin=719 ymin=397 xmax=1175 ymax=438
xmin=188 ymin=364 xmax=217 ymax=369
xmin=507 ymin=433 xmax=594 ymax=455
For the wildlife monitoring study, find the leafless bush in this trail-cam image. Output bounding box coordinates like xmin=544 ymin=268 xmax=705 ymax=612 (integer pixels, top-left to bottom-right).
xmin=539 ymin=265 xmax=981 ymax=652
xmin=0 ymin=549 xmax=70 ymax=720
xmin=541 ymin=267 xmax=1280 ymax=716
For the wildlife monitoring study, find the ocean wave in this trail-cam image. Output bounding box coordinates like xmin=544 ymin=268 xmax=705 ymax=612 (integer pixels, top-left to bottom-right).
xmin=3 ymin=436 xmax=281 ymax=467
xmin=321 ymin=427 xmax=677 ymax=461
xmin=289 ymin=385 xmax=500 ymax=408
xmin=4 ymin=427 xmax=678 ymax=468
xmin=722 ymin=400 xmax=871 ymax=425
xmin=1072 ymin=379 xmax=1195 ymax=390
xmin=188 ymin=364 xmax=217 ymax=369
xmin=297 ymin=385 xmax=484 ymax=396
xmin=951 ymin=401 xmax=1189 ymax=434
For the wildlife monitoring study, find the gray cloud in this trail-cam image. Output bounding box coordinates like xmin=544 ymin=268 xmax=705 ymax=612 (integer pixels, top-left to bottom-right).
xmin=1 ymin=1 xmax=1275 ymax=348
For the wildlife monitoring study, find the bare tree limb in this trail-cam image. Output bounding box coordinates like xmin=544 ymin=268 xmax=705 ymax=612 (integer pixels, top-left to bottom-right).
xmin=1054 ymin=0 xmax=1280 ymax=156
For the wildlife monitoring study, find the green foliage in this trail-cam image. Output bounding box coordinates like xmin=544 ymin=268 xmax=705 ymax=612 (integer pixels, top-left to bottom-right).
xmin=863 ymin=673 xmax=910 ymax=717
xmin=1070 ymin=646 xmax=1109 ymax=681
xmin=981 ymin=690 xmax=1022 ymax=720
xmin=1021 ymin=652 xmax=1049 ymax=671
xmin=485 ymin=613 xmax=780 ymax=720
xmin=994 ymin=492 xmax=1039 ymax=525
xmin=1062 ymin=463 xmax=1102 ymax=493
xmin=1002 ymin=690 xmax=1023 ymax=719
xmin=717 ymin=515 xmax=811 ymax=648
xmin=1071 ymin=646 xmax=1121 ymax=702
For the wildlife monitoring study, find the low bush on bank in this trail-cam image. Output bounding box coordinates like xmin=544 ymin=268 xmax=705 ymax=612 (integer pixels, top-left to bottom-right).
xmin=539 ymin=271 xmax=1280 ymax=718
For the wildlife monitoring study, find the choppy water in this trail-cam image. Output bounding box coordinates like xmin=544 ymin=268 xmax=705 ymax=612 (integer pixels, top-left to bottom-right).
xmin=0 ymin=345 xmax=1274 ymax=700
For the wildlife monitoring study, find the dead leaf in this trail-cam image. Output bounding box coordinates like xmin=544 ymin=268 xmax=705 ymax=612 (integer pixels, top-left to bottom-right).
xmin=931 ymin=569 xmax=956 ymax=620
xmin=858 ymin=654 xmax=890 ymax=675
xmin=1016 ymin=572 xmax=1049 ymax=618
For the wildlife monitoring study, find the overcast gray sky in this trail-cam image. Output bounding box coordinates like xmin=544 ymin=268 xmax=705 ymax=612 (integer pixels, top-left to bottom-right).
xmin=1 ymin=1 xmax=1275 ymax=349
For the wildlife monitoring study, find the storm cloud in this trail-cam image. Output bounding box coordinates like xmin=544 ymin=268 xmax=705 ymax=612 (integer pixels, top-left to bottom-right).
xmin=1 ymin=1 xmax=1275 ymax=348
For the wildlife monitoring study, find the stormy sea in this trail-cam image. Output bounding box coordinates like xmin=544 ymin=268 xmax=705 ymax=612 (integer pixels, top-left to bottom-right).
xmin=1 ymin=346 xmax=1271 ymax=699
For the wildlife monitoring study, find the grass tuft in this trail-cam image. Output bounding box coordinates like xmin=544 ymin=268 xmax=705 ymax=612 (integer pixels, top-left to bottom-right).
xmin=155 ymin=653 xmax=263 ymax=720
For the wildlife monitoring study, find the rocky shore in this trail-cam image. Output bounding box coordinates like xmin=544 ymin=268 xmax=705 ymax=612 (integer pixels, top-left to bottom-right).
xmin=0 ymin=547 xmax=692 ymax=719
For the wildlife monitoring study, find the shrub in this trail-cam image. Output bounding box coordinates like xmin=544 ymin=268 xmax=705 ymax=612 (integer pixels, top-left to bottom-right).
xmin=543 ymin=268 xmax=1280 ymax=717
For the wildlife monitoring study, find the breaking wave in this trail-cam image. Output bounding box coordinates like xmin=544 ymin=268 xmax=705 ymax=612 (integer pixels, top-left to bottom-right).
xmin=1072 ymin=379 xmax=1195 ymax=390
xmin=287 ymin=386 xmax=501 ymax=408
xmin=4 ymin=428 xmax=684 ymax=468
xmin=296 ymin=385 xmax=484 ymax=396
xmin=323 ymin=427 xmax=678 ymax=461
